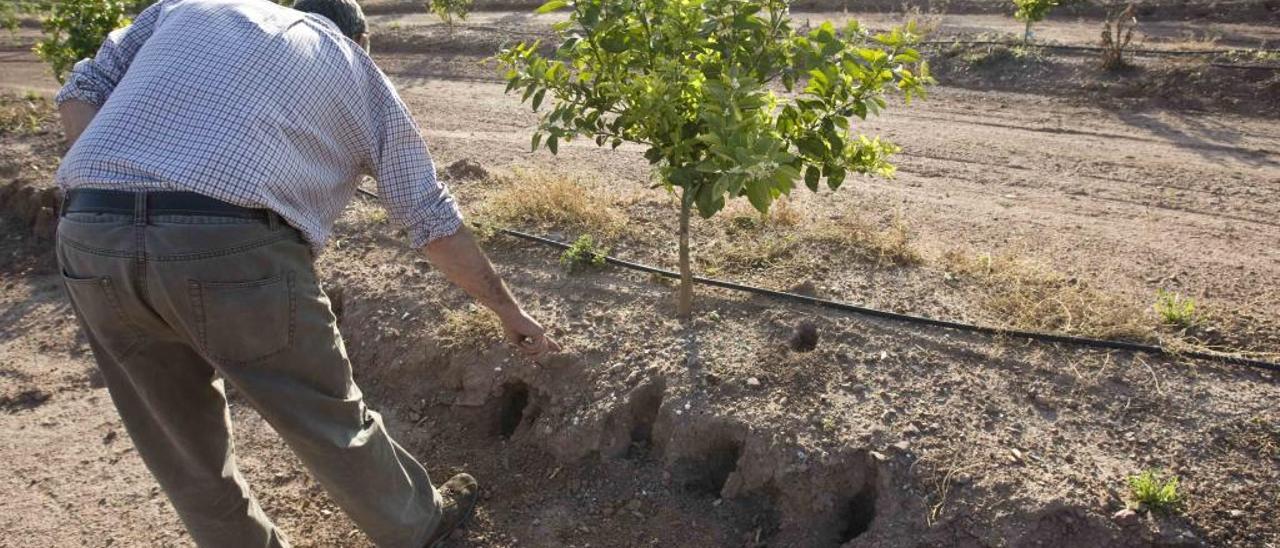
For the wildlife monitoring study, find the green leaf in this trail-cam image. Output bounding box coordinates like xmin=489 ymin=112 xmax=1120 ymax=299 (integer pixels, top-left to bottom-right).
xmin=535 ymin=0 xmax=568 ymax=14
xmin=531 ymin=133 xmax=543 ymax=152
xmin=804 ymin=165 xmax=821 ymax=191
xmin=826 ymin=166 xmax=846 ymax=190
xmin=548 ymin=134 xmax=559 ymax=155
xmin=744 ymin=179 xmax=772 ymax=213
xmin=532 ymin=89 xmax=547 ymax=111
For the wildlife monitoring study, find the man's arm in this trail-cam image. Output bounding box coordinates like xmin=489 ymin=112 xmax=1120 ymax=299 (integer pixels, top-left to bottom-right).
xmin=423 ymin=226 xmax=561 ymax=360
xmin=54 ymin=0 xmax=163 ymax=143
xmin=59 ymin=100 xmax=99 ymax=147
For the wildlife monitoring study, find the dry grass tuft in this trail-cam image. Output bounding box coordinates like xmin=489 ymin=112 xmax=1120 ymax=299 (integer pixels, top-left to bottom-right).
xmin=481 ymin=169 xmax=624 ymax=237
xmin=0 ymin=92 xmax=53 ymax=136
xmin=942 ymin=250 xmax=1153 ymax=341
xmin=348 ymin=198 xmax=389 ymax=225
xmin=714 ymin=212 xmax=922 ymax=273
xmin=721 ymin=198 xmax=802 ymax=233
xmin=437 ymin=305 xmax=504 ymax=350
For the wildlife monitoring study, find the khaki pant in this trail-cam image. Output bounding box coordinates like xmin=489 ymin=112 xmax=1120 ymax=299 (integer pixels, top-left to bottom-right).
xmin=56 ymin=208 xmax=441 ymax=547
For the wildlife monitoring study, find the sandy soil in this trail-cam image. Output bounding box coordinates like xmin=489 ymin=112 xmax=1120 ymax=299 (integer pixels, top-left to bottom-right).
xmin=2 ymin=7 xmax=1279 ymax=548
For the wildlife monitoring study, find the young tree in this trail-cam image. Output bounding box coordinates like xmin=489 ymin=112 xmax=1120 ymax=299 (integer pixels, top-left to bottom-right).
xmin=427 ymin=0 xmax=474 ymax=29
xmin=34 ymin=0 xmax=132 ymax=82
xmin=498 ymin=0 xmax=931 ymax=317
xmin=1013 ymin=0 xmax=1057 ymax=45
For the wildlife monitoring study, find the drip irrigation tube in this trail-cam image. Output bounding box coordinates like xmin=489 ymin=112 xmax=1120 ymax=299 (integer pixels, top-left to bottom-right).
xmin=354 ymin=190 xmax=1280 ymax=374
xmin=920 ymin=40 xmax=1280 ymax=57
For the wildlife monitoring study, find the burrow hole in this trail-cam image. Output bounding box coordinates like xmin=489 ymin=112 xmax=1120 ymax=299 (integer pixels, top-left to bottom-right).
xmin=495 ymin=382 xmax=540 ymax=439
xmin=626 ymin=380 xmax=665 ymax=456
xmin=677 ymin=438 xmax=743 ymax=497
xmin=837 ymin=483 xmax=878 ymax=543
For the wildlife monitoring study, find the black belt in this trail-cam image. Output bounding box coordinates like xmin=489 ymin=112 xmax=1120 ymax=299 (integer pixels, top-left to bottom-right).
xmin=63 ymin=189 xmax=272 ymax=220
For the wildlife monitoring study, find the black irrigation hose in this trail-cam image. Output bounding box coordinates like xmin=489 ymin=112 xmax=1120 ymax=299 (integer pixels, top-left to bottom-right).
xmin=922 ymin=39 xmax=1280 ymax=58
xmin=355 ymin=190 xmax=1280 ymax=374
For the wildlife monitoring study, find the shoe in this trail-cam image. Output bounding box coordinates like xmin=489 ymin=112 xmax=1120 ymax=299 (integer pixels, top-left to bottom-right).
xmin=422 ymin=473 xmax=479 ymax=548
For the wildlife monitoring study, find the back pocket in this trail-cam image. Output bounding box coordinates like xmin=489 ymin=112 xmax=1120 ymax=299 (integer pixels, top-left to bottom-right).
xmin=189 ymin=272 xmax=295 ymax=364
xmin=61 ymin=273 xmax=143 ymax=358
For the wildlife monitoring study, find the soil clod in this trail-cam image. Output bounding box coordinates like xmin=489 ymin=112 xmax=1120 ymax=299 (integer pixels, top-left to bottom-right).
xmin=788 ymin=321 xmax=820 ymax=353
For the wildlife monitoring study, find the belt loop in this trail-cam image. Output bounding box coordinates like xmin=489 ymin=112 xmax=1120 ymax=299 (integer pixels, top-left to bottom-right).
xmin=268 ymin=211 xmax=280 ymax=231
xmin=58 ymin=189 xmax=69 ymax=218
xmin=134 ymin=192 xmax=147 ymax=227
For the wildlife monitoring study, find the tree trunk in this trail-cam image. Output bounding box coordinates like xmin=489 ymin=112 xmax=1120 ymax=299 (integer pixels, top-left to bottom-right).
xmin=1023 ymin=20 xmax=1032 ymax=45
xmin=677 ymin=190 xmax=693 ymax=319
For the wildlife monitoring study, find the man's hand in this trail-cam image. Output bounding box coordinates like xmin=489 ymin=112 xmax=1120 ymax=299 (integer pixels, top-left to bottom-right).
xmin=498 ymin=308 xmax=561 ymax=363
xmin=59 ymin=99 xmax=100 ymax=148
xmin=423 ymin=225 xmax=562 ymax=364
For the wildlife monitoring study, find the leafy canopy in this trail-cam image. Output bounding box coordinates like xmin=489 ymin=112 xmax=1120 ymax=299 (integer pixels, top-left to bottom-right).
xmin=428 ymin=0 xmax=474 ymax=27
xmin=1013 ymin=0 xmax=1057 ymax=24
xmin=497 ymin=0 xmax=931 ymax=219
xmin=34 ymin=0 xmax=132 ymax=83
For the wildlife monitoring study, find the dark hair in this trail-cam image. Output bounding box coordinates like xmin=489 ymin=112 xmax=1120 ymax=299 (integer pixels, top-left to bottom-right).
xmin=292 ymin=0 xmax=367 ymax=40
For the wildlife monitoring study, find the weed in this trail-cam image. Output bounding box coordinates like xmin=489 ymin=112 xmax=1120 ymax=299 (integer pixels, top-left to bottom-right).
xmin=560 ymin=234 xmax=609 ymax=272
xmin=961 ymin=44 xmax=1043 ymax=67
xmin=722 ymin=198 xmax=800 ymax=234
xmin=809 ymin=214 xmax=922 ymax=267
xmin=437 ymin=305 xmax=504 ymax=350
xmin=1127 ymin=470 xmax=1181 ymax=512
xmin=482 ymin=169 xmax=624 ymax=236
xmin=943 ymin=250 xmax=1152 ymax=340
xmin=1154 ymin=289 xmax=1197 ymax=328
xmin=715 ymin=213 xmax=921 ymax=274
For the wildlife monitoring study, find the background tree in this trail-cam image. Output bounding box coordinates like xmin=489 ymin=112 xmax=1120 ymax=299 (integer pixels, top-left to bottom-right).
xmin=498 ymin=0 xmax=931 ymax=317
xmin=1013 ymin=0 xmax=1058 ymax=44
xmin=34 ymin=0 xmax=132 ymax=83
xmin=427 ymin=0 xmax=475 ymax=29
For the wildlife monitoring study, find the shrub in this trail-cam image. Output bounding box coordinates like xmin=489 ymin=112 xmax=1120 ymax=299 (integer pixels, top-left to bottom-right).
xmin=1154 ymin=289 xmax=1196 ymax=328
xmin=1100 ymin=4 xmax=1137 ymax=70
xmin=499 ymin=0 xmax=931 ymax=317
xmin=1127 ymin=470 xmax=1181 ymax=512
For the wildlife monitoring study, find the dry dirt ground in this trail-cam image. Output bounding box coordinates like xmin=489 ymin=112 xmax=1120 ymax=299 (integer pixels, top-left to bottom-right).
xmin=2 ymin=6 xmax=1280 ymax=548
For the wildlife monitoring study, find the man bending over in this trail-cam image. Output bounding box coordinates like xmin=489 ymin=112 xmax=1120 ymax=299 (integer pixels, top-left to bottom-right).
xmin=53 ymin=0 xmax=558 ymax=545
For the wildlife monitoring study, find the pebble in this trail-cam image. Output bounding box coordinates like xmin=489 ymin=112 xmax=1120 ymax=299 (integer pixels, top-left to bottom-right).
xmin=1112 ymin=508 xmax=1138 ymax=526
xmin=892 ymin=440 xmax=911 ymax=452
xmin=746 ymin=377 xmax=761 ymax=387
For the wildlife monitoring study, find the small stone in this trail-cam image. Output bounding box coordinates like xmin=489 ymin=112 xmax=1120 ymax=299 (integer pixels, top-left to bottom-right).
xmin=892 ymin=440 xmax=911 ymax=452
xmin=954 ymin=473 xmax=973 ymax=485
xmin=1112 ymin=508 xmax=1138 ymax=526
xmin=1228 ymin=510 xmax=1243 ymax=518
xmin=746 ymin=377 xmax=761 ymax=388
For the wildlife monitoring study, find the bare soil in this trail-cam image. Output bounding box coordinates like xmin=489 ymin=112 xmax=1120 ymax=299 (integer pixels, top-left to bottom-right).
xmin=3 ymin=9 xmax=1280 ymax=548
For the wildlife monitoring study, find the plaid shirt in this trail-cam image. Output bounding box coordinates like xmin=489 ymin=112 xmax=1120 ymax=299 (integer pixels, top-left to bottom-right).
xmin=55 ymin=0 xmax=463 ymax=251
